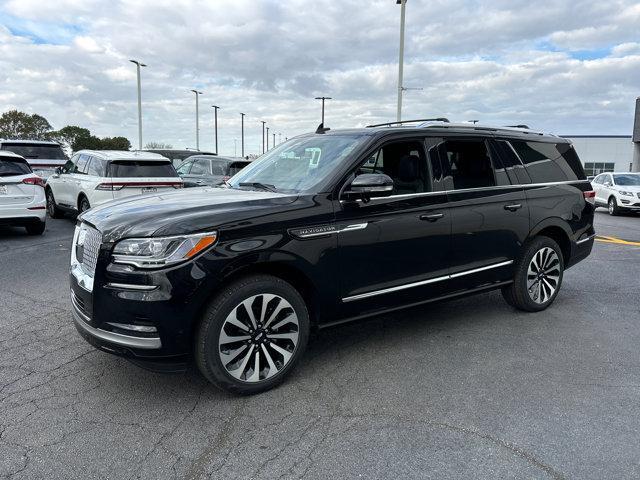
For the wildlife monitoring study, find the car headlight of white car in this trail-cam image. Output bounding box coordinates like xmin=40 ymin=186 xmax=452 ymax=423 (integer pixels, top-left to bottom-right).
xmin=112 ymin=231 xmax=217 ymax=268
xmin=618 ymin=190 xmax=634 ymax=196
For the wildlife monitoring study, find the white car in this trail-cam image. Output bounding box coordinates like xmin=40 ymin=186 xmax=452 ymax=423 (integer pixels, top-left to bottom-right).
xmin=0 ymin=151 xmax=46 ymax=235
xmin=45 ymin=150 xmax=183 ymax=217
xmin=0 ymin=139 xmax=68 ymax=179
xmin=592 ymin=172 xmax=640 ymax=215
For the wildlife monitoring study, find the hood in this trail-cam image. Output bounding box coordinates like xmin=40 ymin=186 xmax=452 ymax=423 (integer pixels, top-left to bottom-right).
xmin=615 ymin=185 xmax=640 ymax=192
xmin=80 ymin=187 xmax=298 ymax=242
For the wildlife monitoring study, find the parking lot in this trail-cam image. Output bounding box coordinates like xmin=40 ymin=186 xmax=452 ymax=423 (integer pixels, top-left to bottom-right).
xmin=0 ymin=211 xmax=638 ymax=479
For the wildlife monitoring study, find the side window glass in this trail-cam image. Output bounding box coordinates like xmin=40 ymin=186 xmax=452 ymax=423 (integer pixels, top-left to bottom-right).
xmin=509 ymin=141 xmax=569 ymax=183
xmin=62 ymin=155 xmax=77 ymax=173
xmin=605 ymin=174 xmax=613 ymax=185
xmin=494 ymin=140 xmax=531 ymax=185
xmin=210 ymin=161 xmax=226 ymax=176
xmin=176 ymin=161 xmax=192 ymax=175
xmin=74 ymin=154 xmax=89 ymax=174
xmin=553 ymin=143 xmax=584 ymax=180
xmin=190 ymin=159 xmax=209 ymax=175
xmin=86 ymin=157 xmax=105 ymax=177
xmin=439 ymin=139 xmax=496 ymax=190
xmin=425 ymin=137 xmax=444 ymax=190
xmin=356 ymin=140 xmax=430 ymax=195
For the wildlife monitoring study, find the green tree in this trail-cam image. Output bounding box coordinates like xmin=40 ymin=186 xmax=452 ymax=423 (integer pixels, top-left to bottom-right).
xmin=144 ymin=141 xmax=173 ymax=149
xmin=0 ymin=110 xmax=53 ymax=140
xmin=52 ymin=126 xmax=91 ymax=152
xmin=73 ymin=135 xmax=132 ymax=151
xmin=100 ymin=136 xmax=131 ymax=150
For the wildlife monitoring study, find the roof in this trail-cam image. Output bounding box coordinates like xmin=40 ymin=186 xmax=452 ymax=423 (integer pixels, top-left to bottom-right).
xmin=184 ymin=154 xmax=247 ymax=162
xmin=0 ymin=139 xmax=62 ymax=146
xmin=77 ymin=150 xmax=170 ymax=161
xmin=562 ymin=135 xmax=632 ymax=139
xmin=0 ymin=150 xmax=25 ymax=159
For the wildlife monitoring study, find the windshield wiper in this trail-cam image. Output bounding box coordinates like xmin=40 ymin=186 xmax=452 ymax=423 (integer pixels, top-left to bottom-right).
xmin=238 ymin=182 xmax=277 ymax=192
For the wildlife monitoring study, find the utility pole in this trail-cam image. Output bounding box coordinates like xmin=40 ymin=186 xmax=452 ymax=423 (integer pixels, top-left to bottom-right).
xmin=314 ymin=96 xmax=332 ymax=124
xmin=266 ymin=126 xmax=270 ymax=150
xmin=396 ymin=0 xmax=407 ymax=122
xmin=211 ymin=105 xmax=220 ymax=154
xmin=190 ymin=90 xmax=203 ymax=150
xmin=272 ymin=132 xmax=276 ymax=148
xmin=234 ymin=139 xmax=237 ymax=157
xmin=278 ymin=133 xmax=282 ymax=144
xmin=260 ymin=121 xmax=266 ymax=153
xmin=239 ymin=113 xmax=245 ymax=157
xmin=129 ymin=60 xmax=146 ymax=149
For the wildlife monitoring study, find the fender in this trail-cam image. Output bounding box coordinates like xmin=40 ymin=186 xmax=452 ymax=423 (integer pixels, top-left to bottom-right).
xmin=527 ymin=216 xmax=574 ymax=242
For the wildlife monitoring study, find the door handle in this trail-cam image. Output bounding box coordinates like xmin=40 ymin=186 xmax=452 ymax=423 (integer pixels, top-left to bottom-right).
xmin=420 ymin=213 xmax=444 ymax=222
xmin=504 ymin=203 xmax=522 ymax=212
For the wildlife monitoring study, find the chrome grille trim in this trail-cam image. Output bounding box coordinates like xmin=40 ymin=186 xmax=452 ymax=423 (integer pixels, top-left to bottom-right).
xmin=80 ymin=226 xmax=101 ymax=277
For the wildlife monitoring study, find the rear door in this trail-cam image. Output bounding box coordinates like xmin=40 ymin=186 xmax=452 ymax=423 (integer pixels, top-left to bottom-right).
xmin=0 ymin=156 xmax=35 ymax=209
xmin=107 ymin=160 xmax=182 ymax=199
xmin=439 ymin=135 xmax=529 ymax=286
xmin=55 ymin=155 xmax=81 ymax=207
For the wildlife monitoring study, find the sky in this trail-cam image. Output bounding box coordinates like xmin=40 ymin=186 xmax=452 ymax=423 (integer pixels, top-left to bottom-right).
xmin=0 ymin=0 xmax=639 ymax=156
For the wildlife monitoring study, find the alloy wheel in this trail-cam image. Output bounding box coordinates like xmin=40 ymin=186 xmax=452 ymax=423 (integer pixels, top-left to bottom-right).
xmin=526 ymin=247 xmax=561 ymax=304
xmin=218 ymin=293 xmax=299 ymax=383
xmin=47 ymin=191 xmax=56 ymax=216
xmin=608 ymin=199 xmax=615 ymax=215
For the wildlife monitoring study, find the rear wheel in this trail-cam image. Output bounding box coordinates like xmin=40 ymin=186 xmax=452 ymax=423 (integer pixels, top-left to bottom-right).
xmin=502 ymin=236 xmax=564 ymax=312
xmin=25 ymin=221 xmax=46 ymax=235
xmin=46 ymin=189 xmax=63 ymax=218
xmin=79 ymin=196 xmax=91 ymax=213
xmin=608 ymin=197 xmax=620 ymax=216
xmin=196 ymin=275 xmax=310 ymax=394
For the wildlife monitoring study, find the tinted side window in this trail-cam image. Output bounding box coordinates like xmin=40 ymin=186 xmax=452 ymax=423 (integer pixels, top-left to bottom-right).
xmin=228 ymin=161 xmax=250 ymax=176
xmin=210 ymin=160 xmax=226 ymax=176
xmin=494 ymin=140 xmax=532 ymax=184
xmin=63 ymin=155 xmax=77 ymax=173
xmin=74 ymin=154 xmax=90 ymax=174
xmin=509 ymin=141 xmax=584 ymax=182
xmin=176 ymin=161 xmax=192 ymax=175
xmin=439 ymin=139 xmax=497 ymax=189
xmin=86 ymin=157 xmax=106 ymax=177
xmin=190 ymin=159 xmax=210 ymax=175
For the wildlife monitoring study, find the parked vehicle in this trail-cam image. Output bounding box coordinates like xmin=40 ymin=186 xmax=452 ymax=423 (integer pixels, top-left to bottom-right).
xmin=177 ymin=155 xmax=251 ymax=187
xmin=45 ymin=150 xmax=182 ymax=217
xmin=592 ymin=172 xmax=640 ymax=215
xmin=142 ymin=149 xmax=216 ymax=168
xmin=70 ymin=120 xmax=595 ymax=394
xmin=0 ymin=140 xmax=67 ymax=178
xmin=0 ymin=151 xmax=46 ymax=235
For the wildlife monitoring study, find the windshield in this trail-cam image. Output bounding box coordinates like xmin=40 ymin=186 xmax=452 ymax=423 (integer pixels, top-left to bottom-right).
xmin=1 ymin=143 xmax=67 ymax=159
xmin=614 ymin=174 xmax=640 ymax=186
xmin=228 ymin=135 xmax=365 ymax=193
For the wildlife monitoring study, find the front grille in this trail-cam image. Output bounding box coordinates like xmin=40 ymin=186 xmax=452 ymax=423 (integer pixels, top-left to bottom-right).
xmin=78 ymin=226 xmax=102 ymax=277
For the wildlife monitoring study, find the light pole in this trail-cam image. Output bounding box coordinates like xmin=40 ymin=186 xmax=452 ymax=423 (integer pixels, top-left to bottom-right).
xmin=272 ymin=132 xmax=276 ymax=148
xmin=240 ymin=113 xmax=245 ymax=157
xmin=211 ymin=105 xmax=220 ymax=155
xmin=278 ymin=133 xmax=282 ymax=144
xmin=314 ymin=96 xmax=332 ymax=125
xmin=260 ymin=121 xmax=266 ymax=153
xmin=129 ymin=60 xmax=146 ymax=149
xmin=396 ymin=0 xmax=407 ymax=122
xmin=190 ymin=90 xmax=203 ymax=150
xmin=266 ymin=126 xmax=269 ymax=150
xmin=234 ymin=139 xmax=237 ymax=157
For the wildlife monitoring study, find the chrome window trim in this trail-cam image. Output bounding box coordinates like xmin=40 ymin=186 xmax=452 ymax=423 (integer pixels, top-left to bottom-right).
xmin=342 ymin=260 xmax=513 ymax=302
xmin=339 ymin=180 xmax=588 ymax=203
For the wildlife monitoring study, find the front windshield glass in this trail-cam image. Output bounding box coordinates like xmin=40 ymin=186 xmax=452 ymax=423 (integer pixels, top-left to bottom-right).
xmin=228 ymin=135 xmax=365 ymax=193
xmin=614 ymin=174 xmax=640 ymax=186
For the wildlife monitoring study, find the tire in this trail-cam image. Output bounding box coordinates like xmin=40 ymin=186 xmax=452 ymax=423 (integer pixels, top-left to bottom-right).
xmin=501 ymin=236 xmax=564 ymax=312
xmin=46 ymin=189 xmax=63 ymax=219
xmin=25 ymin=221 xmax=46 ymax=235
xmin=608 ymin=197 xmax=620 ymax=216
xmin=195 ymin=274 xmax=310 ymax=395
xmin=78 ymin=196 xmax=91 ymax=213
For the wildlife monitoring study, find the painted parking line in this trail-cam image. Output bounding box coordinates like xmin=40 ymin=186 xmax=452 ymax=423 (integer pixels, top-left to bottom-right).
xmin=595 ymin=235 xmax=640 ymax=247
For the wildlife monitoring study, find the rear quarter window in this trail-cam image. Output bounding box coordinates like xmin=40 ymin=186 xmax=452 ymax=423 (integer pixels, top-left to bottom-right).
xmin=0 ymin=157 xmax=32 ymax=176
xmin=509 ymin=141 xmax=585 ymax=183
xmin=107 ymin=160 xmax=178 ymax=178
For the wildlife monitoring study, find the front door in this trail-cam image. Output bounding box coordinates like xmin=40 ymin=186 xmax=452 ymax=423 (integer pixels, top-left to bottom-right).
xmin=335 ymin=137 xmax=451 ymax=318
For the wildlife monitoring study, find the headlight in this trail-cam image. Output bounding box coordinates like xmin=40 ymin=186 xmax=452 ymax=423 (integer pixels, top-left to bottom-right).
xmin=112 ymin=231 xmax=217 ymax=268
xmin=618 ymin=190 xmax=633 ymax=196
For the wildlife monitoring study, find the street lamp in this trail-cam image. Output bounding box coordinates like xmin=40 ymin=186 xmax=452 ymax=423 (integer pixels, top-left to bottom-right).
xmin=396 ymin=0 xmax=407 ymax=122
xmin=211 ymin=105 xmax=220 ymax=155
xmin=260 ymin=121 xmax=266 ymax=153
xmin=266 ymin=126 xmax=269 ymax=150
xmin=190 ymin=90 xmax=203 ymax=150
xmin=278 ymin=133 xmax=282 ymax=144
xmin=240 ymin=113 xmax=245 ymax=157
xmin=234 ymin=138 xmax=237 ymax=157
xmin=314 ymin=96 xmax=332 ymax=125
xmin=129 ymin=60 xmax=146 ymax=150
xmin=272 ymin=132 xmax=276 ymax=148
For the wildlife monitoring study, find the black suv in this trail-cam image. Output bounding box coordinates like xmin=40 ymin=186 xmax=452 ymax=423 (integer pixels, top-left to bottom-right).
xmin=71 ymin=120 xmax=595 ymax=394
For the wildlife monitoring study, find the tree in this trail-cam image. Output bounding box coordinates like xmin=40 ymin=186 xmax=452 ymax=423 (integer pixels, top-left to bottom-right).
xmin=100 ymin=136 xmax=131 ymax=150
xmin=144 ymin=141 xmax=173 ymax=149
xmin=0 ymin=110 xmax=53 ymax=140
xmin=73 ymin=135 xmax=131 ymax=151
xmin=51 ymin=125 xmax=91 ymax=154
xmin=72 ymin=134 xmax=103 ymax=151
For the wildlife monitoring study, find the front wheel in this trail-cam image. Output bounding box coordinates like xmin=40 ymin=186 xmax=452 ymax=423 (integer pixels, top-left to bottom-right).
xmin=196 ymin=275 xmax=310 ymax=394
xmin=502 ymin=237 xmax=564 ymax=312
xmin=608 ymin=197 xmax=620 ymax=216
xmin=46 ymin=189 xmax=63 ymax=218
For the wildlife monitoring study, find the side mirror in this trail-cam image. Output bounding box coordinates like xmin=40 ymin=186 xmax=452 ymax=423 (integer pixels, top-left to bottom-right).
xmin=344 ymin=173 xmax=394 ymax=200
xmin=603 ymin=181 xmax=612 ymax=187
xmin=53 ymin=167 xmax=63 ymax=176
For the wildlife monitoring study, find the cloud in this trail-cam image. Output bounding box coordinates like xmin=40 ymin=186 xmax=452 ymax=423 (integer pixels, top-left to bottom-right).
xmin=0 ymin=0 xmax=639 ymax=155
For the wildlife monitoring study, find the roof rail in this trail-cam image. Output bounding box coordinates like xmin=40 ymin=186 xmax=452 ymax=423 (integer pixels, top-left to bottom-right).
xmin=366 ymin=118 xmax=450 ymax=128
xmin=504 ymin=124 xmax=530 ymax=129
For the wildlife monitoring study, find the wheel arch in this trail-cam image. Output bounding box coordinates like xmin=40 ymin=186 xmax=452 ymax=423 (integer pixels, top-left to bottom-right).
xmin=77 ymin=192 xmax=89 ymax=210
xmin=527 ymin=218 xmax=572 ymax=265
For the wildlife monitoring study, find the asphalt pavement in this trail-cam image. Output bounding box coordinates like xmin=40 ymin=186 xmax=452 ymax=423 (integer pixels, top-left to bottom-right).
xmin=1 ymin=209 xmax=639 ymax=479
